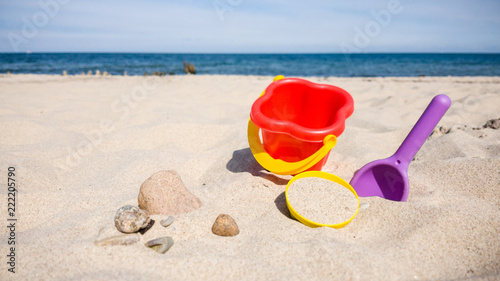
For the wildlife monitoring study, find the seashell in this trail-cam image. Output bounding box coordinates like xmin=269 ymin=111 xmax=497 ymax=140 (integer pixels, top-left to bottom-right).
xmin=145 ymin=236 xmax=174 ymax=254
xmin=114 ymin=205 xmax=151 ymax=233
xmin=160 ymin=216 xmax=175 ymax=228
xmin=212 ymin=214 xmax=239 ymax=237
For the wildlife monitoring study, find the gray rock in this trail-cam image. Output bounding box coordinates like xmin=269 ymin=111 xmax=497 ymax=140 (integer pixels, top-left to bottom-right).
xmin=145 ymin=236 xmax=174 ymax=254
xmin=160 ymin=216 xmax=175 ymax=227
xmin=94 ymin=226 xmax=141 ymax=246
xmin=114 ymin=205 xmax=151 ymax=233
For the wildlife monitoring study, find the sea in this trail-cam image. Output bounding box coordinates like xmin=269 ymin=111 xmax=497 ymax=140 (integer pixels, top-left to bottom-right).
xmin=0 ymin=53 xmax=499 ymax=77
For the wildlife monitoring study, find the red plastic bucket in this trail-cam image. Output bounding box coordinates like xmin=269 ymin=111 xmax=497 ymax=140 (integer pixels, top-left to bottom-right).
xmin=250 ymin=77 xmax=354 ymax=172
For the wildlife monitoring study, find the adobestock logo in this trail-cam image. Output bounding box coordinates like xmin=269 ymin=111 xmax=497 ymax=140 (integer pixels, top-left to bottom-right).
xmin=8 ymin=0 xmax=70 ymax=52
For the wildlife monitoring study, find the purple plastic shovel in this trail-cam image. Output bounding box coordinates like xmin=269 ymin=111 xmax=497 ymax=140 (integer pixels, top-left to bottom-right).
xmin=349 ymin=94 xmax=451 ymax=201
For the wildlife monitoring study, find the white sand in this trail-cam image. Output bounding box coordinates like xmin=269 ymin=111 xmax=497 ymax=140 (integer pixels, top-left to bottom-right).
xmin=0 ymin=74 xmax=499 ymax=280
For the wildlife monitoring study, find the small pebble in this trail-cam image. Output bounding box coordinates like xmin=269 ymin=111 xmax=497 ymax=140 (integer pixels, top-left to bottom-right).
xmin=212 ymin=214 xmax=239 ymax=237
xmin=160 ymin=216 xmax=175 ymax=227
xmin=145 ymin=236 xmax=174 ymax=254
xmin=94 ymin=226 xmax=140 ymax=246
xmin=359 ymin=202 xmax=370 ymax=211
xmin=114 ymin=205 xmax=151 ymax=233
xmin=483 ymin=118 xmax=500 ymax=129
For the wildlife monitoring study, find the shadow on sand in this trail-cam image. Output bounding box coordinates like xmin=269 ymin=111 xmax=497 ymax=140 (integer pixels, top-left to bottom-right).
xmin=226 ymin=147 xmax=289 ymax=186
xmin=274 ymin=191 xmax=293 ymax=219
xmin=227 ymin=147 xmax=295 ymax=221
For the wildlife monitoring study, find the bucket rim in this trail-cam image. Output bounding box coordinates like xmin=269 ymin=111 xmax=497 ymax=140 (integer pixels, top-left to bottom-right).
xmin=250 ymin=77 xmax=354 ymax=142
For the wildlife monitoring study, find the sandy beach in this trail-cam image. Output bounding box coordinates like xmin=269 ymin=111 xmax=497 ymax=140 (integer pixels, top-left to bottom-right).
xmin=0 ymin=74 xmax=499 ymax=280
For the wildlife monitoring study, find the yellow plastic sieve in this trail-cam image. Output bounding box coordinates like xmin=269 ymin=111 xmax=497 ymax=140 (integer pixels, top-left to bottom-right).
xmin=285 ymin=171 xmax=360 ymax=229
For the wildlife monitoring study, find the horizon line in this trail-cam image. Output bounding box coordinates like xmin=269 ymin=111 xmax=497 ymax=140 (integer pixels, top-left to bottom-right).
xmin=1 ymin=51 xmax=500 ymax=55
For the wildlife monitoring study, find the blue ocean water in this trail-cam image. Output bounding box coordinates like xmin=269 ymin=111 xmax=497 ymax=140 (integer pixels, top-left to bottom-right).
xmin=0 ymin=53 xmax=499 ymax=77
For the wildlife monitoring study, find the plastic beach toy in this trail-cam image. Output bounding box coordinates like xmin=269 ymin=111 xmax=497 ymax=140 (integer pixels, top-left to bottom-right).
xmin=285 ymin=171 xmax=360 ymax=229
xmin=349 ymin=94 xmax=451 ymax=201
xmin=248 ymin=75 xmax=354 ymax=175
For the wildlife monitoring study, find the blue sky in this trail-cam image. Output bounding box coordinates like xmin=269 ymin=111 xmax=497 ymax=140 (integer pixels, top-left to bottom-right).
xmin=0 ymin=0 xmax=499 ymax=53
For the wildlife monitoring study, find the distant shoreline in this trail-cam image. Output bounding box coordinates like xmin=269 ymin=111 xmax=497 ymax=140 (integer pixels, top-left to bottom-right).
xmin=2 ymin=74 xmax=500 ymax=80
xmin=2 ymin=53 xmax=500 ymax=77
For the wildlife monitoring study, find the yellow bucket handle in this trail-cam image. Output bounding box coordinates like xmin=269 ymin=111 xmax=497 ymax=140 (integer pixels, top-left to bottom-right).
xmin=248 ymin=119 xmax=337 ymax=175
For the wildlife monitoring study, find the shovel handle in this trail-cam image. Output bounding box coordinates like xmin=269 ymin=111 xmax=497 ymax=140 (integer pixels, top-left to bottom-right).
xmin=394 ymin=94 xmax=451 ymax=164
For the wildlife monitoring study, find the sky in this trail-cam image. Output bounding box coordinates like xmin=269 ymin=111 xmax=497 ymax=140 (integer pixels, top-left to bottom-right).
xmin=0 ymin=0 xmax=499 ymax=53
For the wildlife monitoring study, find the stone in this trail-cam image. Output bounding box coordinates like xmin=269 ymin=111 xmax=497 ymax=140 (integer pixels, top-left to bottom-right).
xmin=145 ymin=236 xmax=174 ymax=254
xmin=160 ymin=216 xmax=174 ymax=227
xmin=212 ymin=214 xmax=239 ymax=237
xmin=183 ymin=61 xmax=196 ymax=74
xmin=138 ymin=170 xmax=202 ymax=215
xmin=114 ymin=205 xmax=151 ymax=233
xmin=483 ymin=118 xmax=500 ymax=129
xmin=94 ymin=226 xmax=141 ymax=246
xmin=359 ymin=202 xmax=370 ymax=211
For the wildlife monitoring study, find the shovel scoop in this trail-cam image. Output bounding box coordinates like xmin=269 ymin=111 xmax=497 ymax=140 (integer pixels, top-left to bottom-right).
xmin=349 ymin=94 xmax=451 ymax=201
